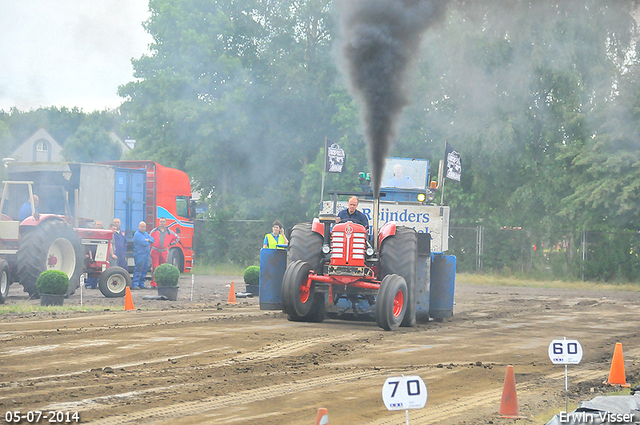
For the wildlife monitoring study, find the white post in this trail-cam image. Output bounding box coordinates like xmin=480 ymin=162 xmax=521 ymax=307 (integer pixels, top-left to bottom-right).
xmin=564 ymin=337 xmax=568 ymax=413
xmin=191 ymin=274 xmax=194 ymax=302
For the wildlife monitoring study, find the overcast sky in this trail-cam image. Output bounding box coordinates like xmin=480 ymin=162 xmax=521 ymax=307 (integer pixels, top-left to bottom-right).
xmin=0 ymin=0 xmax=152 ymax=112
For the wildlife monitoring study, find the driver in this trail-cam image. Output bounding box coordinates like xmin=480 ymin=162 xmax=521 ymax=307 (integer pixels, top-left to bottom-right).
xmin=336 ymin=196 xmax=369 ymax=230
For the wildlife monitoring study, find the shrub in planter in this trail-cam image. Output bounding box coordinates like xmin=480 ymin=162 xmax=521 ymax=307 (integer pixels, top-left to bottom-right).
xmin=36 ymin=270 xmax=69 ymax=295
xmin=243 ymin=266 xmax=260 ymax=286
xmin=154 ymin=263 xmax=180 ymax=286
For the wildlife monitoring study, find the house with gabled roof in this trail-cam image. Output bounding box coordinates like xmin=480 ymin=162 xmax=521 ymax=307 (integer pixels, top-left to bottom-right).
xmin=10 ymin=128 xmax=63 ymax=162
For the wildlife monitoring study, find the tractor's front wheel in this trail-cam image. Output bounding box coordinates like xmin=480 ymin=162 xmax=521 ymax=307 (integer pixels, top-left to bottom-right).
xmin=376 ymin=274 xmax=408 ymax=331
xmin=0 ymin=260 xmax=10 ymax=304
xmin=282 ymin=260 xmax=324 ymax=322
xmin=98 ymin=267 xmax=132 ymax=298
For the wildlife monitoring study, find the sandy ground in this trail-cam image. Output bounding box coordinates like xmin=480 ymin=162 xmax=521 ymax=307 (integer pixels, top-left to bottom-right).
xmin=0 ymin=275 xmax=638 ymax=425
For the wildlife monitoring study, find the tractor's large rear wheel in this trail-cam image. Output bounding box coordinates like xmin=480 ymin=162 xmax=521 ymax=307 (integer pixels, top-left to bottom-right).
xmin=287 ymin=223 xmax=323 ymax=273
xmin=376 ymin=274 xmax=408 ymax=331
xmin=17 ymin=219 xmax=84 ymax=298
xmin=380 ymin=226 xmax=417 ymax=327
xmin=282 ymin=260 xmax=324 ymax=322
xmin=0 ymin=260 xmax=10 ymax=304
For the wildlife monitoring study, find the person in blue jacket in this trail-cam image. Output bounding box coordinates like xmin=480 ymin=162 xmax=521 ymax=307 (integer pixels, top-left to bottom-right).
xmin=132 ymin=221 xmax=154 ymax=289
xmin=18 ymin=195 xmax=39 ymax=220
xmin=109 ymin=219 xmax=128 ymax=269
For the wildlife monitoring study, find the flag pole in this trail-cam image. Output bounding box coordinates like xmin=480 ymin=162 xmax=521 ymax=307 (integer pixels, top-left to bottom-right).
xmin=320 ymin=136 xmax=327 ymax=207
xmin=440 ymin=140 xmax=447 ymax=205
xmin=440 ymin=171 xmax=446 ymax=205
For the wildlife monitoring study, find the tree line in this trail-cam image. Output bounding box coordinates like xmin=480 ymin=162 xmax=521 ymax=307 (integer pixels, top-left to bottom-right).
xmin=2 ymin=0 xmax=640 ymax=281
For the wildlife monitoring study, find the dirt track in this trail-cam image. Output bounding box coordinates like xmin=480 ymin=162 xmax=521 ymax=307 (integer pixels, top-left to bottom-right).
xmin=0 ymin=275 xmax=638 ymax=425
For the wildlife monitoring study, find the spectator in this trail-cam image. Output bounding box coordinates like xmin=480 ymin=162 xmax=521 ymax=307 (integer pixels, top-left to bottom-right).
xmin=149 ymin=217 xmax=180 ymax=287
xmin=110 ymin=220 xmax=128 ymax=269
xmin=132 ymin=221 xmax=154 ymax=290
xmin=85 ymin=219 xmax=104 ymax=289
xmin=19 ymin=195 xmax=39 ymax=221
xmin=263 ymin=221 xmax=288 ymax=249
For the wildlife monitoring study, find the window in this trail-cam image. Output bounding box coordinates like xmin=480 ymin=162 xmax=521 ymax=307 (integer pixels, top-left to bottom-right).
xmin=176 ymin=196 xmax=189 ymax=218
xmin=36 ymin=142 xmax=48 ymax=152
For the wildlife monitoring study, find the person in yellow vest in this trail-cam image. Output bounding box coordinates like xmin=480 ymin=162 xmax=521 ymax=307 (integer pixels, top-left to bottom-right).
xmin=262 ymin=220 xmax=288 ymax=249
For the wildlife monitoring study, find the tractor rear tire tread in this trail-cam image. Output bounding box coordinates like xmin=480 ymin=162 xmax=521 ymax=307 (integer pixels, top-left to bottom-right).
xmin=287 ymin=223 xmax=323 ymax=273
xmin=380 ymin=226 xmax=417 ymax=327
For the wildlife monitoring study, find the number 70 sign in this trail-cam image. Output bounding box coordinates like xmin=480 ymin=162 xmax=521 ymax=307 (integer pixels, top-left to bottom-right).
xmin=382 ymin=376 xmax=428 ymax=411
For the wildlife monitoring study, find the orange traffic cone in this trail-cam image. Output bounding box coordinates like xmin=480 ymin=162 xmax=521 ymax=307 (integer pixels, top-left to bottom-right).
xmin=499 ymin=365 xmax=522 ymax=418
xmin=315 ymin=408 xmax=328 ymax=425
xmin=604 ymin=343 xmax=630 ymax=387
xmin=227 ymin=281 xmax=236 ymax=304
xmin=124 ymin=286 xmax=135 ymax=311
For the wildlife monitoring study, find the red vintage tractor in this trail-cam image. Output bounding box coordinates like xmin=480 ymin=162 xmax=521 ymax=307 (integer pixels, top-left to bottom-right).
xmin=0 ymin=181 xmax=130 ymax=300
xmin=282 ymin=209 xmax=420 ymax=331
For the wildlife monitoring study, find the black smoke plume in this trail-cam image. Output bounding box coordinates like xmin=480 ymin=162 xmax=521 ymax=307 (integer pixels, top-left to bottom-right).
xmin=336 ymin=0 xmax=448 ymax=198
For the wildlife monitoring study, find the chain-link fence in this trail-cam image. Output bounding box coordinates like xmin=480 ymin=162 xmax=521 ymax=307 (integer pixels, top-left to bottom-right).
xmin=449 ymin=226 xmax=640 ymax=283
xmin=194 ymin=219 xmax=268 ymax=267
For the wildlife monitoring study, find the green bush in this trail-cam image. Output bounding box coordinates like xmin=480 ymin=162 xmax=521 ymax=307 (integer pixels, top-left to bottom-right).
xmin=36 ymin=270 xmax=69 ymax=295
xmin=243 ymin=265 xmax=260 ymax=286
xmin=154 ymin=263 xmax=180 ymax=286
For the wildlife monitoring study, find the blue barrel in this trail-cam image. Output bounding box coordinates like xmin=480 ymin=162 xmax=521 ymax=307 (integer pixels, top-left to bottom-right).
xmin=415 ymin=254 xmax=430 ymax=323
xmin=259 ymin=248 xmax=287 ymax=310
xmin=429 ymin=253 xmax=456 ymax=320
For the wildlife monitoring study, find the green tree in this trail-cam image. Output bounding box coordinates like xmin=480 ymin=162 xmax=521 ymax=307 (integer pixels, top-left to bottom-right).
xmin=119 ymin=0 xmax=338 ymax=225
xmin=62 ymin=124 xmax=122 ymax=163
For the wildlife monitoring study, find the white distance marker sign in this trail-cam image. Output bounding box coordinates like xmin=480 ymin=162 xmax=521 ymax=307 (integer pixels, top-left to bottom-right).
xmin=548 ymin=339 xmax=583 ymax=365
xmin=382 ymin=375 xmax=427 ymax=411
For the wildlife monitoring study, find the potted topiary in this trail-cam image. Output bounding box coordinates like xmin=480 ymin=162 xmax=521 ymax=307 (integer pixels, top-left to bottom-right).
xmin=36 ymin=270 xmax=69 ymax=306
xmin=154 ymin=263 xmax=180 ymax=301
xmin=243 ymin=265 xmax=259 ymax=296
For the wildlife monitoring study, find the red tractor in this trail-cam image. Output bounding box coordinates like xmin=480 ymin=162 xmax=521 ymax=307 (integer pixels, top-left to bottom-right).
xmin=282 ymin=209 xmax=422 ymax=331
xmin=0 ymin=181 xmax=130 ymax=300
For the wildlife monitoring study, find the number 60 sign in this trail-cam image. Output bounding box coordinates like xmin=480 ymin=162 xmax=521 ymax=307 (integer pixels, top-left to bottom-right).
xmin=548 ymin=339 xmax=583 ymax=365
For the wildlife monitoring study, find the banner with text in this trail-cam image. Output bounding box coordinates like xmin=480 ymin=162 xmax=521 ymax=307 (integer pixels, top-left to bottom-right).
xmin=321 ymin=201 xmax=449 ymax=252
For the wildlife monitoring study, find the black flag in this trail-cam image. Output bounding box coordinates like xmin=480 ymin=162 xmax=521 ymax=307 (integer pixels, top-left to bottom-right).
xmin=326 ymin=140 xmax=346 ymax=173
xmin=445 ymin=142 xmax=461 ymax=182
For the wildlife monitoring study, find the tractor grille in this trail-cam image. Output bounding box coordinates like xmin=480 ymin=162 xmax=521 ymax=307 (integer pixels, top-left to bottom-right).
xmin=331 ymin=226 xmax=367 ymax=266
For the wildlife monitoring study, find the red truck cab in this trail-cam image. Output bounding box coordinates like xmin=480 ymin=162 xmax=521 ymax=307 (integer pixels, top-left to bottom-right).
xmin=103 ymin=161 xmax=194 ymax=273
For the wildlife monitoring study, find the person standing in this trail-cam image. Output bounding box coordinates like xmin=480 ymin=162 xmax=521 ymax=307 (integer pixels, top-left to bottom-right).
xmin=263 ymin=221 xmax=288 ymax=249
xmin=85 ymin=219 xmax=104 ymax=289
xmin=110 ymin=220 xmax=128 ymax=269
xmin=149 ymin=217 xmax=180 ymax=287
xmin=132 ymin=221 xmax=154 ymax=289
